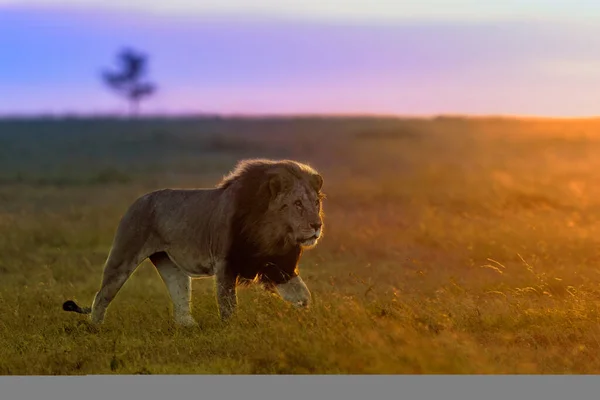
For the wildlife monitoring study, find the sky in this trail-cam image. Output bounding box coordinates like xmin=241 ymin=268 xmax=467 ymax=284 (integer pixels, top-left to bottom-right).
xmin=1 ymin=1 xmax=600 ymax=117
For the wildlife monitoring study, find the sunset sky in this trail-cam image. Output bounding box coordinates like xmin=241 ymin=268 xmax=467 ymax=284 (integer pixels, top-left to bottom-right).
xmin=1 ymin=1 xmax=600 ymax=117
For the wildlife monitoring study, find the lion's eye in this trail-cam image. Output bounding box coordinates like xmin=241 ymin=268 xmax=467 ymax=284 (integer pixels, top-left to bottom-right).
xmin=294 ymin=200 xmax=303 ymax=208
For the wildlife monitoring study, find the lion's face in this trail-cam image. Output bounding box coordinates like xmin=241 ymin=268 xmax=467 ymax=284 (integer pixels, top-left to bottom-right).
xmin=266 ymin=171 xmax=324 ymax=250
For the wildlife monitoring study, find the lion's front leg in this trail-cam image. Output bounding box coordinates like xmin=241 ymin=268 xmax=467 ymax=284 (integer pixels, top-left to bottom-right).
xmin=215 ymin=267 xmax=238 ymax=321
xmin=274 ymin=276 xmax=311 ymax=308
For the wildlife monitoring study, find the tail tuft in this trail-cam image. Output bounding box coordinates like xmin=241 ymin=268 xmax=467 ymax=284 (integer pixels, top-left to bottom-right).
xmin=62 ymin=300 xmax=91 ymax=314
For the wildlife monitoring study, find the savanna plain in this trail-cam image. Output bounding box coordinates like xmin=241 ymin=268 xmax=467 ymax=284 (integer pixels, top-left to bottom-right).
xmin=2 ymin=116 xmax=600 ymax=374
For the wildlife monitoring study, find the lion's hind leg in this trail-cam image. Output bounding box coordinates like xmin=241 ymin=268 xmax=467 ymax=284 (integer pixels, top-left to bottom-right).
xmin=62 ymin=249 xmax=144 ymax=323
xmin=149 ymin=252 xmax=197 ymax=327
xmin=88 ymin=247 xmax=147 ymax=324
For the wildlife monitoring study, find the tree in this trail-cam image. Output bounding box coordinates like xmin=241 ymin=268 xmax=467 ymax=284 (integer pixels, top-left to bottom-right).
xmin=102 ymin=48 xmax=157 ymax=117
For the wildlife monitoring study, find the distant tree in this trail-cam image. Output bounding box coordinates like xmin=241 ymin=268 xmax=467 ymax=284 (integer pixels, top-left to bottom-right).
xmin=102 ymin=48 xmax=157 ymax=117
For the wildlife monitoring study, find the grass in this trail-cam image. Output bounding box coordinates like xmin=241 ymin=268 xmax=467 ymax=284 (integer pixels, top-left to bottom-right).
xmin=2 ymin=116 xmax=600 ymax=374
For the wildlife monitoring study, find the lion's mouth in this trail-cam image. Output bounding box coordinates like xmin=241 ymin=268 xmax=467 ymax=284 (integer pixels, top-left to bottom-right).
xmin=298 ymin=235 xmax=319 ymax=245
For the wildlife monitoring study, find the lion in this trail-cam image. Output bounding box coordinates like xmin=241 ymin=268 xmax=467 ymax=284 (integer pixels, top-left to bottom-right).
xmin=62 ymin=158 xmax=325 ymax=326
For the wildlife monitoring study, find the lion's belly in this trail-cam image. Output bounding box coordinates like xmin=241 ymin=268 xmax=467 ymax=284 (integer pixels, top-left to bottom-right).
xmin=164 ymin=247 xmax=220 ymax=277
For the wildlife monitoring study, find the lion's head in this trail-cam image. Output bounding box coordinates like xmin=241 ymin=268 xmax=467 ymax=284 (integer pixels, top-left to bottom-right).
xmin=265 ymin=164 xmax=324 ymax=249
xmin=219 ymin=159 xmax=325 ymax=256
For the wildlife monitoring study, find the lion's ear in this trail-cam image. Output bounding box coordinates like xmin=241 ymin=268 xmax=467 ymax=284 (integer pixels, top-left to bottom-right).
xmin=309 ymin=173 xmax=323 ymax=192
xmin=268 ymin=172 xmax=291 ymax=198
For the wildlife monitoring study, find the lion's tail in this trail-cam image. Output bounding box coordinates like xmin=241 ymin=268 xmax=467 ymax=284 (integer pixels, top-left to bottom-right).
xmin=62 ymin=300 xmax=91 ymax=314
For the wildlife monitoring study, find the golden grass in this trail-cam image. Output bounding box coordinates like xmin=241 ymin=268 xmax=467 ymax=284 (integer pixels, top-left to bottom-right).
xmin=2 ymin=116 xmax=600 ymax=374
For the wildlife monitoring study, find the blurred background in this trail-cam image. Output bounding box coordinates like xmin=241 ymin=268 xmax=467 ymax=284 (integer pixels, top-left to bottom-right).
xmin=2 ymin=0 xmax=600 ymax=117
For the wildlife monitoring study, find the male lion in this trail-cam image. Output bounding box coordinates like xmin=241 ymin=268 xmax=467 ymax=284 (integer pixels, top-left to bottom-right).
xmin=62 ymin=159 xmax=325 ymax=326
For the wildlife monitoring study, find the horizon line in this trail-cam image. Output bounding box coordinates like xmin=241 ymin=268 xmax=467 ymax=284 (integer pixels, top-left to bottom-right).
xmin=1 ymin=112 xmax=600 ymax=122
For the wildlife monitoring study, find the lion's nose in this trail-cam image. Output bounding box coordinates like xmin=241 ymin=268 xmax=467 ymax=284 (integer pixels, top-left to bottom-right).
xmin=310 ymin=223 xmax=322 ymax=231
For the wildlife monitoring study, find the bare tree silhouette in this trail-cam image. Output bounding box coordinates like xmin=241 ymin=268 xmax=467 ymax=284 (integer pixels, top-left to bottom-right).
xmin=102 ymin=48 xmax=157 ymax=117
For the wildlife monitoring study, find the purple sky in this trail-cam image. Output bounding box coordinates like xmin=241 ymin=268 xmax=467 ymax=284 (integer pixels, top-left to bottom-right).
xmin=1 ymin=6 xmax=600 ymax=117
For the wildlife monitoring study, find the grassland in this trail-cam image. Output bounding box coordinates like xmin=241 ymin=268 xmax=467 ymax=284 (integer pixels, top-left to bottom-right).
xmin=2 ymin=116 xmax=600 ymax=374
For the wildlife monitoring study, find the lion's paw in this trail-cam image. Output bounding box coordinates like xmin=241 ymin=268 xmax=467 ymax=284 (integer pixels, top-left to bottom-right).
xmin=175 ymin=316 xmax=199 ymax=328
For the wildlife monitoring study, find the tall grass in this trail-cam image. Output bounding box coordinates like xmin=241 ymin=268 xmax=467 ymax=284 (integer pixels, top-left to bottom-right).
xmin=2 ymin=116 xmax=600 ymax=374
